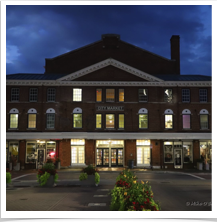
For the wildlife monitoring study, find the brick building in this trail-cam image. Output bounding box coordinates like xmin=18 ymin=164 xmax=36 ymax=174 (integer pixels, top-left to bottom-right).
xmin=6 ymin=34 xmax=212 ymax=170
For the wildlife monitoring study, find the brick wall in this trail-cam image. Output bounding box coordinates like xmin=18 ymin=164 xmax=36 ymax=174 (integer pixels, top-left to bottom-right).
xmin=193 ymin=140 xmax=200 ymax=164
xmin=125 ymin=140 xmax=136 ymax=166
xmin=85 ymin=140 xmax=95 ymax=165
xmin=19 ymin=140 xmax=26 ymax=168
xmin=151 ymin=140 xmax=161 ymax=167
xmin=59 ymin=139 xmax=71 ymax=167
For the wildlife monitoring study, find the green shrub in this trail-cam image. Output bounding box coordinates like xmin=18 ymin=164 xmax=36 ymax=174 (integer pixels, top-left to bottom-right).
xmin=82 ymin=164 xmax=99 ymax=175
xmin=95 ymin=172 xmax=100 ymax=184
xmin=6 ymin=172 xmax=11 ymax=184
xmin=79 ymin=172 xmax=88 ymax=181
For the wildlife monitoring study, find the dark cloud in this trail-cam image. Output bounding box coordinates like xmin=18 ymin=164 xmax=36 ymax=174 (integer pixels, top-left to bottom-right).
xmin=6 ymin=5 xmax=211 ymax=76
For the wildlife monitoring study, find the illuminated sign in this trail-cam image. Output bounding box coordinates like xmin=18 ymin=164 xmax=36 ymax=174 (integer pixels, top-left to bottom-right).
xmin=96 ymin=106 xmax=124 ymax=111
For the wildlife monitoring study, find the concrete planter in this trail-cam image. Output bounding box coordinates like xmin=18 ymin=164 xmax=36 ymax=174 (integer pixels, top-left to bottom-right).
xmin=41 ymin=175 xmax=55 ymax=187
xmin=13 ymin=162 xmax=20 ymax=171
xmin=55 ymin=162 xmax=61 ymax=170
xmin=205 ymin=163 xmax=209 ymax=170
xmin=197 ymin=162 xmax=203 ymax=170
xmin=80 ymin=175 xmax=95 ymax=187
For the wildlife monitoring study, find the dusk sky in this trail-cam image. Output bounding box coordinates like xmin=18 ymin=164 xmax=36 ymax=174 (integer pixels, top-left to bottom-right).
xmin=6 ymin=5 xmax=212 ymax=76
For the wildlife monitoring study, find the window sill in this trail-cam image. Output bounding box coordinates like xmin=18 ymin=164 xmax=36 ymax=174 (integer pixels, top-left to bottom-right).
xmin=45 ymin=128 xmax=56 ymax=130
xmin=104 ymin=128 xmax=116 ymax=130
xmin=26 ymin=128 xmax=37 ymax=130
xmin=182 ymin=129 xmax=192 ymax=130
xmin=8 ymin=128 xmax=19 ymax=130
xmin=200 ymin=129 xmax=210 ymax=131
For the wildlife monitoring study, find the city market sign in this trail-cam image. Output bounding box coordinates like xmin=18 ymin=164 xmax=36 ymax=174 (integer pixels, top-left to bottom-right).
xmin=97 ymin=106 xmax=124 ymax=111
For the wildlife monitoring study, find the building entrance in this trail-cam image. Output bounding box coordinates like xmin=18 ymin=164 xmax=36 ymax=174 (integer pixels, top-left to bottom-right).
xmin=174 ymin=148 xmax=183 ymax=169
xmin=96 ymin=140 xmax=124 ymax=167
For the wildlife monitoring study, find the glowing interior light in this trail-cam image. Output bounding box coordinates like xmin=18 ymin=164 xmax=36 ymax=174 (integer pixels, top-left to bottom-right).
xmin=50 ymin=152 xmax=55 ymax=156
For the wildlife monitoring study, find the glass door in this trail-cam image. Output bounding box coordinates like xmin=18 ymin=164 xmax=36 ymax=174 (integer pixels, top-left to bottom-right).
xmin=71 ymin=146 xmax=85 ymax=165
xmin=174 ymin=149 xmax=183 ymax=169
xmin=111 ymin=148 xmax=123 ymax=166
xmin=37 ymin=148 xmax=45 ymax=169
xmin=97 ymin=148 xmax=109 ymax=166
xmin=137 ymin=146 xmax=150 ymax=166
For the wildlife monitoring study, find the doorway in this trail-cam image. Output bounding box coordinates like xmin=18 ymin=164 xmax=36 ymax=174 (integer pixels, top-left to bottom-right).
xmin=137 ymin=146 xmax=151 ymax=167
xmin=37 ymin=148 xmax=45 ymax=169
xmin=174 ymin=148 xmax=183 ymax=169
xmin=111 ymin=148 xmax=123 ymax=166
xmin=97 ymin=148 xmax=109 ymax=166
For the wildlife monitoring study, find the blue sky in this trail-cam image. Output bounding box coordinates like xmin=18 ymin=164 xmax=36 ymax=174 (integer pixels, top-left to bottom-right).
xmin=6 ymin=5 xmax=212 ymax=76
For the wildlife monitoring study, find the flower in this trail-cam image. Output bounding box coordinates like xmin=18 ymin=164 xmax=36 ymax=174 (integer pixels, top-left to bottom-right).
xmin=124 ymin=175 xmax=126 ymax=177
xmin=132 ymin=202 xmax=136 ymax=205
xmin=124 ymin=192 xmax=127 ymax=196
xmin=133 ymin=180 xmax=137 ymax=184
xmin=141 ymin=180 xmax=144 ymax=184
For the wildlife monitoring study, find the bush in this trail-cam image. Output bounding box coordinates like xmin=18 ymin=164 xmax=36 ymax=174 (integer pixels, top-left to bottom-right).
xmin=82 ymin=164 xmax=99 ymax=175
xmin=95 ymin=172 xmax=100 ymax=184
xmin=6 ymin=172 xmax=11 ymax=184
xmin=110 ymin=169 xmax=161 ymax=211
xmin=79 ymin=172 xmax=88 ymax=181
xmin=46 ymin=158 xmax=54 ymax=164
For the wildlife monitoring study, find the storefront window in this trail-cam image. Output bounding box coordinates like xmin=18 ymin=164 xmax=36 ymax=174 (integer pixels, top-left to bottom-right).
xmin=183 ymin=142 xmax=193 ymax=163
xmin=26 ymin=142 xmax=36 ymax=163
xmin=46 ymin=141 xmax=56 ymax=159
xmin=164 ymin=142 xmax=173 ymax=163
xmin=9 ymin=142 xmax=19 ymax=162
xmin=200 ymin=141 xmax=212 ymax=163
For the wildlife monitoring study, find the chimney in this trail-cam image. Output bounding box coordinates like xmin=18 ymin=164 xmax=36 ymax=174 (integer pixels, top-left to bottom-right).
xmin=170 ymin=35 xmax=180 ymax=75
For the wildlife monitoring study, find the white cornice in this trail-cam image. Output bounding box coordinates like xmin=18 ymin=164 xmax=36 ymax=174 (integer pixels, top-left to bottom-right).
xmin=57 ymin=58 xmax=164 ymax=82
xmin=6 ymin=80 xmax=212 ymax=87
xmin=6 ymin=132 xmax=212 ymax=140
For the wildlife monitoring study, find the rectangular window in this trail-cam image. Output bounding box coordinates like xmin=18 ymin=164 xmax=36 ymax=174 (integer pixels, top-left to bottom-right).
xmin=47 ymin=113 xmax=55 ymax=129
xmin=96 ymin=114 xmax=102 ymax=128
xmin=29 ymin=88 xmax=38 ymax=102
xmin=96 ymin=89 xmax=102 ymax=102
xmin=164 ymin=142 xmax=173 ymax=163
xmin=73 ymin=114 xmax=82 ymax=128
xmin=28 ymin=114 xmax=36 ymax=128
xmin=183 ymin=142 xmax=193 ymax=163
xmin=47 ymin=88 xmax=56 ymax=102
xmin=11 ymin=88 xmax=19 ymax=101
xmin=139 ymin=114 xmax=148 ymax=129
xmin=119 ymin=114 xmax=124 ymax=129
xmin=199 ymin=89 xmax=207 ymax=102
xmin=26 ymin=142 xmax=36 ymax=163
xmin=106 ymin=89 xmax=115 ymax=102
xmin=200 ymin=115 xmax=208 ymax=129
xmin=10 ymin=114 xmax=18 ymax=128
xmin=182 ymin=115 xmax=190 ymax=129
xmin=119 ymin=89 xmax=124 ymax=102
xmin=164 ymin=89 xmax=172 ymax=102
xmin=106 ymin=114 xmax=115 ymax=128
xmin=182 ymin=89 xmax=190 ymax=103
xmin=71 ymin=146 xmax=85 ymax=164
xmin=46 ymin=141 xmax=56 ymax=159
xmin=9 ymin=142 xmax=19 ymax=162
xmin=139 ymin=89 xmax=148 ymax=102
xmin=73 ymin=88 xmax=82 ymax=101
xmin=165 ymin=115 xmax=173 ymax=129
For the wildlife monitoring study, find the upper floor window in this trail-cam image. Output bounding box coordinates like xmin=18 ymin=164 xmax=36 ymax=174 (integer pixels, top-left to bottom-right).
xmin=29 ymin=88 xmax=38 ymax=102
xmin=199 ymin=89 xmax=207 ymax=103
xmin=119 ymin=89 xmax=124 ymax=102
xmin=139 ymin=89 xmax=148 ymax=102
xmin=164 ymin=109 xmax=173 ymax=129
xmin=47 ymin=88 xmax=56 ymax=102
xmin=106 ymin=114 xmax=115 ymax=128
xmin=28 ymin=108 xmax=37 ymax=129
xmin=96 ymin=89 xmax=102 ymax=102
xmin=96 ymin=114 xmax=102 ymax=128
xmin=200 ymin=109 xmax=209 ymax=129
xmin=138 ymin=108 xmax=148 ymax=129
xmin=164 ymin=89 xmax=172 ymax=102
xmin=106 ymin=89 xmax=115 ymax=102
xmin=118 ymin=114 xmax=124 ymax=129
xmin=11 ymin=88 xmax=19 ymax=102
xmin=46 ymin=108 xmax=55 ymax=129
xmin=9 ymin=108 xmax=19 ymax=129
xmin=73 ymin=108 xmax=82 ymax=128
xmin=182 ymin=109 xmax=191 ymax=129
xmin=73 ymin=88 xmax=82 ymax=102
xmin=182 ymin=89 xmax=190 ymax=103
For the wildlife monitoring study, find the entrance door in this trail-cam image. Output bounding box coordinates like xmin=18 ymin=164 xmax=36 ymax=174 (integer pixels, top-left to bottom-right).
xmin=97 ymin=148 xmax=109 ymax=166
xmin=37 ymin=149 xmax=45 ymax=169
xmin=174 ymin=149 xmax=183 ymax=169
xmin=111 ymin=148 xmax=123 ymax=167
xmin=137 ymin=146 xmax=150 ymax=166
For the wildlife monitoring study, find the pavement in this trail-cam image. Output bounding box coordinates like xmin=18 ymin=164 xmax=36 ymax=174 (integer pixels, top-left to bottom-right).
xmin=6 ymin=167 xmax=212 ymax=211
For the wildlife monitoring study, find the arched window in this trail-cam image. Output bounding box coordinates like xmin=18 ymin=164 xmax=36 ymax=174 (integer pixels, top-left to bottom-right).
xmin=9 ymin=108 xmax=19 ymax=129
xmin=182 ymin=109 xmax=191 ymax=129
xmin=27 ymin=108 xmax=37 ymax=129
xmin=164 ymin=109 xmax=173 ymax=129
xmin=138 ymin=108 xmax=148 ymax=129
xmin=199 ymin=109 xmax=209 ymax=129
xmin=46 ymin=108 xmax=55 ymax=129
xmin=73 ymin=108 xmax=82 ymax=128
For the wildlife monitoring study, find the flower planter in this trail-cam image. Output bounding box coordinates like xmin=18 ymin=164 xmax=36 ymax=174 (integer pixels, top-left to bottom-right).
xmin=13 ymin=162 xmax=20 ymax=171
xmin=80 ymin=175 xmax=95 ymax=187
xmin=55 ymin=162 xmax=61 ymax=170
xmin=41 ymin=175 xmax=55 ymax=187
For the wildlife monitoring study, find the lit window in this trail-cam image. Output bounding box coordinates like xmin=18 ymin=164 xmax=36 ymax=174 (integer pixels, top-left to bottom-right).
xmin=47 ymin=88 xmax=56 ymax=102
xmin=106 ymin=114 xmax=115 ymax=128
xmin=96 ymin=114 xmax=102 ymax=128
xmin=182 ymin=115 xmax=190 ymax=129
xmin=46 ymin=141 xmax=56 ymax=159
xmin=73 ymin=88 xmax=82 ymax=101
xmin=73 ymin=114 xmax=82 ymax=128
xmin=29 ymin=88 xmax=38 ymax=102
xmin=96 ymin=89 xmax=102 ymax=102
xmin=164 ymin=142 xmax=173 ymax=163
xmin=26 ymin=142 xmax=36 ymax=163
xmin=139 ymin=89 xmax=148 ymax=102
xmin=119 ymin=89 xmax=124 ymax=102
xmin=200 ymin=115 xmax=208 ymax=129
xmin=164 ymin=89 xmax=172 ymax=102
xmin=106 ymin=89 xmax=115 ymax=102
xmin=139 ymin=114 xmax=148 ymax=128
xmin=182 ymin=89 xmax=190 ymax=103
xmin=11 ymin=88 xmax=19 ymax=101
xmin=199 ymin=89 xmax=207 ymax=102
xmin=119 ymin=114 xmax=124 ymax=129
xmin=47 ymin=114 xmax=55 ymax=129
xmin=28 ymin=114 xmax=36 ymax=128
xmin=165 ymin=115 xmax=173 ymax=129
xmin=71 ymin=146 xmax=85 ymax=164
xmin=10 ymin=114 xmax=18 ymax=128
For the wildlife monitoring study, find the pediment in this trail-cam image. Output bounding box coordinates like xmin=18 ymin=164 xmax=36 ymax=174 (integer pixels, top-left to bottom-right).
xmin=57 ymin=58 xmax=164 ymax=82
